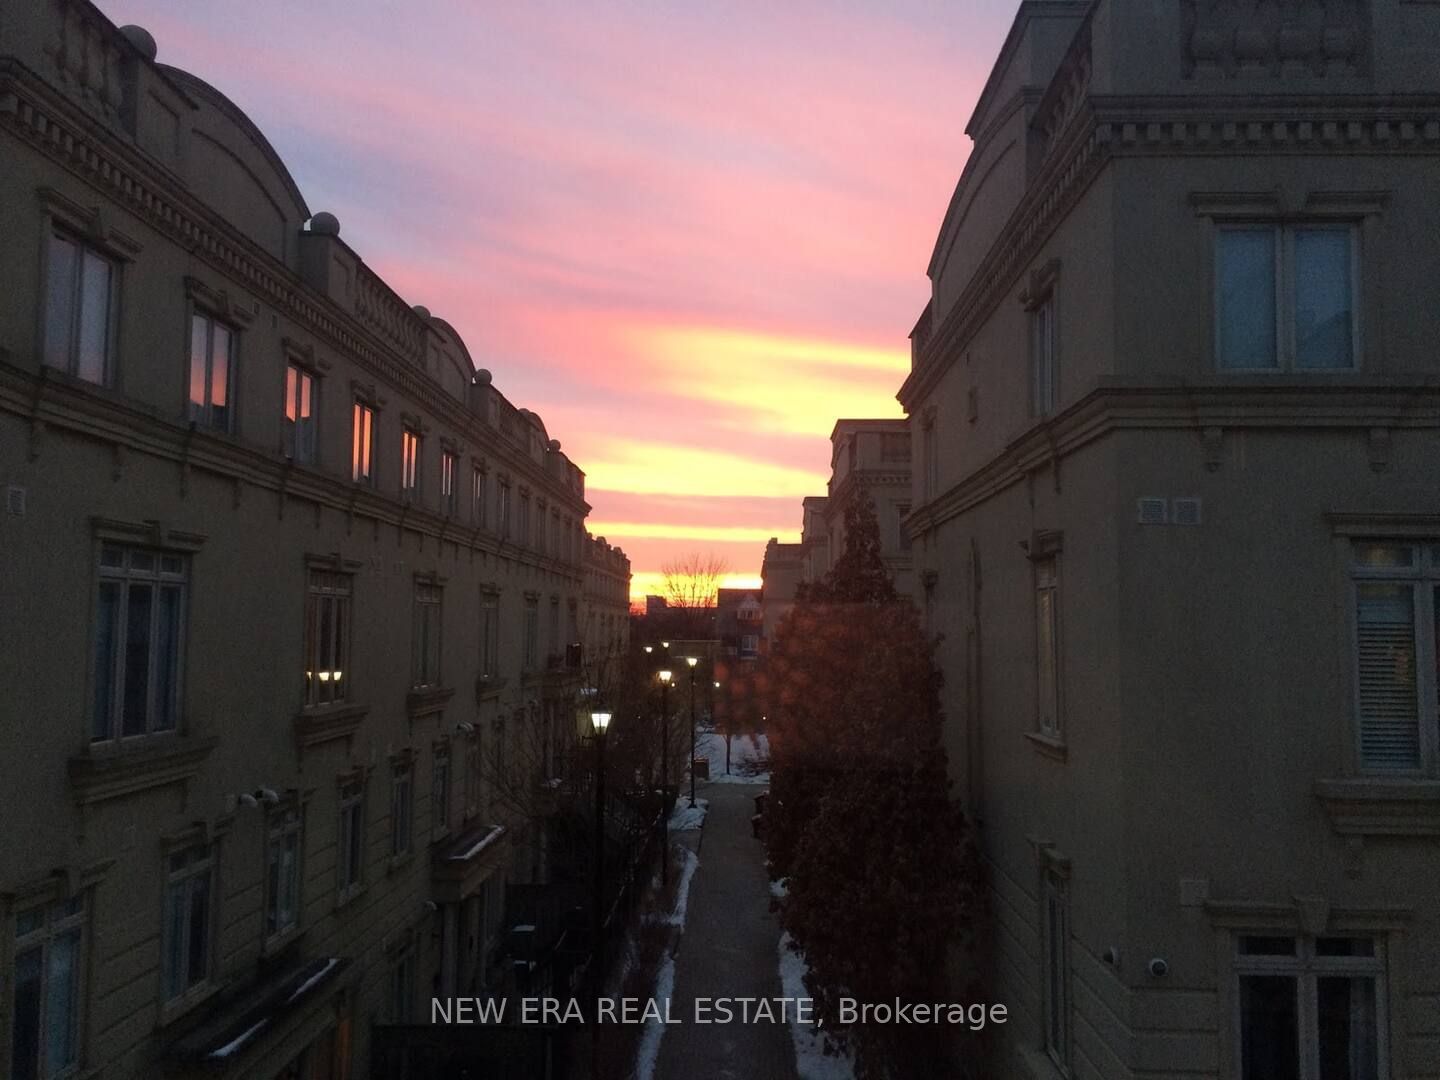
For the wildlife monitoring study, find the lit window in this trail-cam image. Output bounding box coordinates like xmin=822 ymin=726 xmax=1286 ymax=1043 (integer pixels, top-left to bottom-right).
xmin=162 ymin=844 xmax=214 ymax=1001
xmin=472 ymin=466 xmax=487 ymax=527
xmin=92 ymin=545 xmax=186 ymax=742
xmin=337 ymin=779 xmax=365 ymax=900
xmin=10 ymin=895 xmax=85 ymax=1080
xmin=188 ymin=313 xmax=234 ymax=431
xmin=265 ymin=808 xmax=301 ymax=941
xmin=441 ymin=451 xmax=457 ymax=515
xmin=412 ymin=582 xmax=443 ymax=688
xmin=401 ymin=429 xmax=420 ymax=494
xmin=43 ymin=231 xmax=113 ymax=385
xmin=351 ymin=402 xmax=374 ymax=484
xmin=283 ymin=364 xmax=317 ymax=464
xmin=1236 ymin=934 xmax=1385 ymax=1080
xmin=497 ymin=481 xmax=511 ymax=539
xmin=1217 ymin=225 xmax=1357 ymax=370
xmin=304 ymin=570 xmax=350 ymax=707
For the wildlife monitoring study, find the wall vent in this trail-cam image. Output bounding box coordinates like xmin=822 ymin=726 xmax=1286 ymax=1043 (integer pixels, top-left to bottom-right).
xmin=1136 ymin=497 xmax=1167 ymax=525
xmin=1172 ymin=497 xmax=1203 ymax=526
xmin=6 ymin=485 xmax=25 ymax=516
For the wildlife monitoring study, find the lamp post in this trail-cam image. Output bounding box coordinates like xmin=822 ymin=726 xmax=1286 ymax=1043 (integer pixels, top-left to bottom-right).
xmin=685 ymin=657 xmax=699 ymax=807
xmin=589 ymin=708 xmax=612 ymax=1011
xmin=713 ymin=679 xmax=727 ymax=774
xmin=657 ymin=670 xmax=672 ymax=887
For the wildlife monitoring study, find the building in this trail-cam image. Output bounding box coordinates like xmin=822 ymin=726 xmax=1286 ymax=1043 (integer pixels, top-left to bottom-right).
xmin=825 ymin=419 xmax=914 ymax=599
xmin=0 ymin=6 xmax=601 ymax=1077
xmin=715 ymin=588 xmax=764 ymax=661
xmin=582 ymin=533 xmax=632 ymax=675
xmin=900 ymin=3 xmax=1440 ymax=1078
xmin=758 ymin=538 xmax=802 ymax=646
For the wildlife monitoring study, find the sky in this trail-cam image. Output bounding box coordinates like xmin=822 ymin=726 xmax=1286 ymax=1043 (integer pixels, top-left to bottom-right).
xmin=103 ymin=0 xmax=1018 ymax=601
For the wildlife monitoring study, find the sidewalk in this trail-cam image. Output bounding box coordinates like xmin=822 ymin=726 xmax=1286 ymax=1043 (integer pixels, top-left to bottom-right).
xmin=654 ymin=781 xmax=798 ymax=1080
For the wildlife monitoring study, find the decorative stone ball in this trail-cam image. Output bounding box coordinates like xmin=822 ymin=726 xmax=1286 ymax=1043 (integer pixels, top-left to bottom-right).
xmin=548 ymin=439 xmax=561 ymax=452
xmin=412 ymin=305 xmax=431 ymax=320
xmin=120 ymin=26 xmax=157 ymax=62
xmin=474 ymin=369 xmax=493 ymax=386
xmin=309 ymin=212 xmax=341 ymax=236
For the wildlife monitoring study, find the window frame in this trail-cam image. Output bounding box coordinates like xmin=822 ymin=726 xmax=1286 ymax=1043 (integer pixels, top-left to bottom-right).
xmin=390 ymin=760 xmax=414 ymax=860
xmin=91 ymin=543 xmax=188 ymax=745
xmin=283 ymin=362 xmax=319 ymax=465
xmin=336 ymin=777 xmax=366 ymax=903
xmin=186 ymin=309 xmax=238 ymax=433
xmin=303 ymin=567 xmax=352 ymax=709
xmin=263 ymin=806 xmax=303 ymax=945
xmin=412 ymin=580 xmax=444 ymax=689
xmin=1041 ymin=864 xmax=1071 ymax=1073
xmin=9 ymin=894 xmax=87 ymax=1080
xmin=401 ymin=428 xmax=421 ymax=497
xmin=1214 ymin=222 xmax=1361 ymax=373
xmin=431 ymin=743 xmax=452 ymax=840
xmin=1347 ymin=541 xmax=1440 ymax=775
xmin=1034 ymin=553 xmax=1063 ymax=741
xmin=479 ymin=590 xmax=500 ymax=679
xmin=351 ymin=400 xmax=376 ymax=486
xmin=1030 ymin=291 xmax=1057 ymax=417
xmin=160 ymin=843 xmax=216 ymax=1006
xmin=41 ymin=227 xmax=118 ymax=387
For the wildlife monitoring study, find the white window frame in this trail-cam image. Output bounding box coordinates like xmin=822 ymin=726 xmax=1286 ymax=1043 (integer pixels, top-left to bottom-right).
xmin=1232 ymin=933 xmax=1389 ymax=1080
xmin=1348 ymin=541 xmax=1440 ymax=775
xmin=1035 ymin=554 xmax=1062 ymax=740
xmin=1041 ymin=865 xmax=1071 ymax=1072
xmin=336 ymin=778 xmax=365 ymax=902
xmin=472 ymin=465 xmax=487 ymax=527
xmin=42 ymin=228 xmax=116 ymax=386
xmin=498 ymin=480 xmax=511 ymax=539
xmin=1214 ymin=223 xmax=1360 ymax=372
xmin=412 ymin=581 xmax=443 ymax=689
xmin=401 ymin=428 xmax=421 ymax=496
xmin=264 ymin=807 xmax=302 ymax=944
xmin=441 ymin=450 xmax=457 ymax=515
xmin=304 ymin=569 xmax=351 ymax=708
xmin=161 ymin=844 xmax=215 ymax=1004
xmin=9 ymin=895 xmax=86 ymax=1080
xmin=1030 ymin=292 xmax=1057 ymax=417
xmin=283 ymin=363 xmax=318 ymax=464
xmin=92 ymin=544 xmax=187 ymax=743
xmin=187 ymin=310 xmax=237 ymax=432
xmin=351 ymin=401 xmax=375 ymax=485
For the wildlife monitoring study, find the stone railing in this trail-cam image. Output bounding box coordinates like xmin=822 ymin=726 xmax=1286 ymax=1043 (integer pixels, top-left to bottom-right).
xmin=43 ymin=0 xmax=132 ymax=128
xmin=1181 ymin=0 xmax=1370 ymax=79
xmin=353 ymin=263 xmax=427 ymax=365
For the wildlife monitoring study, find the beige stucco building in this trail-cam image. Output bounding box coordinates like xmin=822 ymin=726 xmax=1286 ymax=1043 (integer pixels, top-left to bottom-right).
xmin=0 ymin=4 xmax=622 ymax=1077
xmin=901 ymin=3 xmax=1440 ymax=1079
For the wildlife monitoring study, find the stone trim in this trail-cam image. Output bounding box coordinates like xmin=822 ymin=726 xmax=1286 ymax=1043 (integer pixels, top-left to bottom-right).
xmin=293 ymin=702 xmax=367 ymax=751
xmin=67 ymin=735 xmax=218 ymax=806
xmin=1313 ymin=778 xmax=1440 ymax=837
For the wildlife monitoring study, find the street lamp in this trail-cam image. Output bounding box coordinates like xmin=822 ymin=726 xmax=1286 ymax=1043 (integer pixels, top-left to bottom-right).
xmin=685 ymin=657 xmax=699 ymax=807
xmin=657 ymin=670 xmax=672 ymax=886
xmin=643 ymin=645 xmax=652 ymax=655
xmin=589 ymin=709 xmax=611 ymax=1008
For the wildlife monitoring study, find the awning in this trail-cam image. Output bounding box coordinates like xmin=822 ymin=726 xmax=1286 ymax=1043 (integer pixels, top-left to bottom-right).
xmin=431 ymin=822 xmax=507 ymax=904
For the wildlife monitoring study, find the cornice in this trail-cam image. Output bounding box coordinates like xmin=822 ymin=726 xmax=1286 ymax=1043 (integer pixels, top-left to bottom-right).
xmin=0 ymin=65 xmax=588 ymax=513
xmin=909 ymin=379 xmax=1440 ymax=536
xmin=902 ymin=95 xmax=1440 ymax=412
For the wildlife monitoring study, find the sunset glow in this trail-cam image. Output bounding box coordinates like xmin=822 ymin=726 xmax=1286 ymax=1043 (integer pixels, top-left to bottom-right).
xmin=100 ymin=0 xmax=1017 ymax=600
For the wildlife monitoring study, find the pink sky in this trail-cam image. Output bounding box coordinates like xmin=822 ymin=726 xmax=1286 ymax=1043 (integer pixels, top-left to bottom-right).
xmin=103 ymin=0 xmax=1017 ymax=598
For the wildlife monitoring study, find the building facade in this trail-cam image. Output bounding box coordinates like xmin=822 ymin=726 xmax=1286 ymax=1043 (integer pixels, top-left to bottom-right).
xmin=582 ymin=533 xmax=632 ymax=677
xmin=0 ymin=5 xmax=600 ymax=1078
xmin=901 ymin=3 xmax=1440 ymax=1079
xmin=825 ymin=419 xmax=914 ymax=599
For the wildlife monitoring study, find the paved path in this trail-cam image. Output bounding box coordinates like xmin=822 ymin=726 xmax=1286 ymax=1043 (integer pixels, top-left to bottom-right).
xmin=654 ymin=781 xmax=798 ymax=1080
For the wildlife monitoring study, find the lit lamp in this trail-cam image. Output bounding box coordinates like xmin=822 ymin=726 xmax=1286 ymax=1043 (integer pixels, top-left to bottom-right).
xmin=685 ymin=657 xmax=699 ymax=807
xmin=590 ymin=707 xmax=612 ymax=1006
xmin=658 ymin=669 xmax=673 ymax=887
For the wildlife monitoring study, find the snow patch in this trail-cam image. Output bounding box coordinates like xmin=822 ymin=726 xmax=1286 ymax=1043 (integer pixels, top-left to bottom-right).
xmin=770 ymin=877 xmax=788 ymax=899
xmin=779 ymin=932 xmax=857 ymax=1080
xmin=633 ymin=848 xmax=699 ymax=1079
xmin=693 ymin=732 xmax=771 ymax=785
xmin=207 ymin=1017 xmax=269 ymax=1060
xmin=668 ymin=796 xmax=708 ymax=832
xmin=286 ymin=957 xmax=342 ymax=1005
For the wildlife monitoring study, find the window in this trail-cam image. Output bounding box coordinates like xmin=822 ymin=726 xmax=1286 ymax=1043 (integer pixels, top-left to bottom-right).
xmin=518 ymin=493 xmax=531 ymax=546
xmin=1236 ymin=934 xmax=1386 ymax=1080
xmin=388 ymin=944 xmax=416 ymax=1024
xmin=479 ymin=592 xmax=499 ymax=678
xmin=283 ymin=364 xmax=317 ymax=464
xmin=390 ymin=763 xmax=413 ymax=858
xmin=1030 ymin=293 xmax=1056 ymax=416
xmin=92 ymin=544 xmax=186 ymax=742
xmin=9 ymin=896 xmax=85 ymax=1080
xmin=897 ymin=504 xmax=912 ymax=552
xmin=351 ymin=402 xmax=374 ymax=484
xmin=537 ymin=501 xmax=548 ymax=554
xmin=1350 ymin=541 xmax=1440 ymax=772
xmin=1041 ymin=867 xmax=1070 ymax=1070
xmin=412 ymin=582 xmax=443 ymax=688
xmin=498 ymin=481 xmax=511 ymax=539
xmin=304 ymin=570 xmax=351 ymax=707
xmin=337 ymin=779 xmax=364 ymax=900
xmin=441 ymin=450 xmax=457 ymax=515
xmin=162 ymin=844 xmax=214 ymax=1002
xmin=401 ymin=429 xmax=420 ymax=495
xmin=741 ymin=634 xmax=759 ymax=659
xmin=523 ymin=599 xmax=539 ymax=670
xmin=265 ymin=808 xmax=301 ymax=941
xmin=432 ymin=745 xmax=451 ymax=839
xmin=43 ymin=230 xmax=113 ymax=385
xmin=922 ymin=416 xmax=937 ymax=501
xmin=1035 ymin=556 xmax=1061 ymax=739
xmin=463 ymin=731 xmax=482 ymax=819
xmin=1217 ymin=225 xmax=1357 ymax=370
xmin=552 ymin=511 xmax=561 ymax=557
xmin=548 ymin=598 xmax=560 ymax=661
xmin=472 ymin=467 xmax=487 ymax=527
xmin=188 ymin=312 xmax=235 ymax=431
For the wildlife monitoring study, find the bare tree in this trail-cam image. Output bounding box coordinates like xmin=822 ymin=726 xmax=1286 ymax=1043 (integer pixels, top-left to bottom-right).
xmin=659 ymin=552 xmax=728 ymax=639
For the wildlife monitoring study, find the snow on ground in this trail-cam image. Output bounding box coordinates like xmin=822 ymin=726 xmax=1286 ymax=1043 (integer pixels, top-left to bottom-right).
xmin=634 ymin=847 xmax=699 ymax=1080
xmin=770 ymin=877 xmax=788 ymax=899
xmin=668 ymin=796 xmax=708 ymax=832
xmin=692 ymin=731 xmax=771 ymax=785
xmin=778 ymin=932 xmax=857 ymax=1080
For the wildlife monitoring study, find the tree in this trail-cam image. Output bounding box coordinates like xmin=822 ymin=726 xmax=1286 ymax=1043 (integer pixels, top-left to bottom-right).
xmin=765 ymin=493 xmax=983 ymax=1080
xmin=659 ymin=552 xmax=727 ymax=638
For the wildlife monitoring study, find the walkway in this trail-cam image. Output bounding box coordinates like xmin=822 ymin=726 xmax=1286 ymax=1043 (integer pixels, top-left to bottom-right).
xmin=654 ymin=780 xmax=798 ymax=1080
